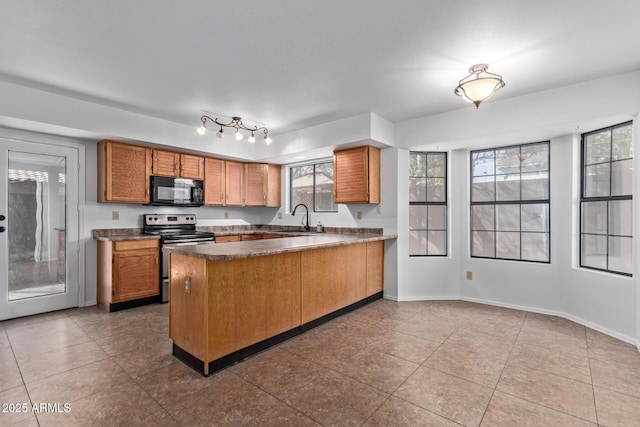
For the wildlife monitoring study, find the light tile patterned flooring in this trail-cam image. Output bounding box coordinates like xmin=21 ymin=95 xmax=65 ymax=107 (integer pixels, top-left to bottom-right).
xmin=1 ymin=300 xmax=640 ymax=426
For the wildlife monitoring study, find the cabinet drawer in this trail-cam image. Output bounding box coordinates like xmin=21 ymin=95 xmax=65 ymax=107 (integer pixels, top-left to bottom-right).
xmin=114 ymin=239 xmax=159 ymax=251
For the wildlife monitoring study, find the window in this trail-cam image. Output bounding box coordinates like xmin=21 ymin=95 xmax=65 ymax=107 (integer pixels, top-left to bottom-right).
xmin=290 ymin=161 xmax=337 ymax=212
xmin=409 ymin=152 xmax=447 ymax=256
xmin=580 ymin=121 xmax=633 ymax=276
xmin=470 ymin=142 xmax=550 ymax=262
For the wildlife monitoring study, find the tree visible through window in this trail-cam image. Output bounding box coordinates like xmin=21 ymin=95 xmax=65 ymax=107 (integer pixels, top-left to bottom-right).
xmin=470 ymin=142 xmax=550 ymax=262
xmin=580 ymin=121 xmax=633 ymax=276
xmin=290 ymin=161 xmax=337 ymax=212
xmin=409 ymin=152 xmax=447 ymax=256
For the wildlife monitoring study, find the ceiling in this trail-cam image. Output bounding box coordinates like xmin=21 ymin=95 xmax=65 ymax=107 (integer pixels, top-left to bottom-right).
xmin=1 ymin=0 xmax=639 ymax=137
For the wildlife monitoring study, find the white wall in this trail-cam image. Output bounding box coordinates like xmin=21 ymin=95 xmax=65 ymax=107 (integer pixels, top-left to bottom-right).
xmin=395 ymin=71 xmax=640 ymax=345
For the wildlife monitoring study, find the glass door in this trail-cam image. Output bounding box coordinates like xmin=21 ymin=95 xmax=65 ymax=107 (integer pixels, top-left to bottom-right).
xmin=0 ymin=139 xmax=79 ymax=320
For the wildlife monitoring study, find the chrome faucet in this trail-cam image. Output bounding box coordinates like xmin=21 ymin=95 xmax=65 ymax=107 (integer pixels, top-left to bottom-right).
xmin=292 ymin=203 xmax=310 ymax=231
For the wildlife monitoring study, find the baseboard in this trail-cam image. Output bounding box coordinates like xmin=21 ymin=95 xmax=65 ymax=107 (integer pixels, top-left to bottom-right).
xmin=384 ymin=294 xmax=459 ymax=302
xmin=83 ymin=300 xmax=97 ymax=307
xmin=460 ymin=296 xmax=638 ymax=348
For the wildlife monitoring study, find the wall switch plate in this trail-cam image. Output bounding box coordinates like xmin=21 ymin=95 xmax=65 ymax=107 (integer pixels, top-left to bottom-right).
xmin=112 ymin=211 xmax=119 ymax=220
xmin=224 ymin=212 xmax=229 ymax=219
xmin=357 ymin=211 xmax=362 ymax=220
xmin=277 ymin=212 xmax=283 ymax=219
xmin=466 ymin=271 xmax=473 ymax=280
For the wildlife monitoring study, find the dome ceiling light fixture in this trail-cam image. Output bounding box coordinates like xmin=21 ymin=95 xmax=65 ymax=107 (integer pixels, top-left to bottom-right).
xmin=197 ymin=115 xmax=272 ymax=145
xmin=454 ymin=63 xmax=505 ymax=108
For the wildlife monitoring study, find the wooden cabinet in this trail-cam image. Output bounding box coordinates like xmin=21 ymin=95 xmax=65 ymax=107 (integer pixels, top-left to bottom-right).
xmin=97 ymin=140 xmax=278 ymax=207
xmin=333 ymin=146 xmax=380 ymax=204
xmin=244 ymin=163 xmax=267 ymax=206
xmin=266 ymin=164 xmax=281 ymax=207
xmin=151 ymin=149 xmax=180 ymax=177
xmin=97 ymin=140 xmax=151 ymax=204
xmin=366 ymin=241 xmax=384 ymax=296
xmin=225 ymin=161 xmax=244 ymax=206
xmin=169 ymin=239 xmax=385 ymax=375
xmin=180 ymin=154 xmax=205 ymax=180
xmin=243 ymin=163 xmax=281 ymax=207
xmin=204 ymin=158 xmax=225 ymax=206
xmin=215 ymin=235 xmax=241 ymax=243
xmin=97 ymin=239 xmax=160 ymax=311
xmin=152 ymin=149 xmax=205 ymax=180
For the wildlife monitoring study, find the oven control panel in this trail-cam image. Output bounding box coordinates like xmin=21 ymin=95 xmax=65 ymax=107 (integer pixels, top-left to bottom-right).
xmin=144 ymin=213 xmax=197 ymax=226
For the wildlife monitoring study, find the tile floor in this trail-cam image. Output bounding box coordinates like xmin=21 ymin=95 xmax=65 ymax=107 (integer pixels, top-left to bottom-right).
xmin=1 ymin=300 xmax=640 ymax=426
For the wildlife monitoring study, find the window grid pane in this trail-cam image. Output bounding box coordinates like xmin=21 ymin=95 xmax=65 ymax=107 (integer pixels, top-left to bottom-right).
xmin=290 ymin=161 xmax=337 ymax=213
xmin=580 ymin=121 xmax=633 ymax=276
xmin=410 ymin=151 xmax=447 ymax=256
xmin=470 ymin=142 xmax=550 ymax=263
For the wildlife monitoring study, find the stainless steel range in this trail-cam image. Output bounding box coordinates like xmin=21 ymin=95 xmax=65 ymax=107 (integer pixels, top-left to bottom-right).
xmin=143 ymin=214 xmax=215 ymax=302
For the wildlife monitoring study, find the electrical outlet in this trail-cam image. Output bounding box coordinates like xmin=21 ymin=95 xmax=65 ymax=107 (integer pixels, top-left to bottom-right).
xmin=376 ymin=204 xmax=382 ymax=214
xmin=224 ymin=212 xmax=229 ymax=219
xmin=112 ymin=211 xmax=119 ymax=220
xmin=466 ymin=271 xmax=473 ymax=280
xmin=277 ymin=212 xmax=283 ymax=219
xmin=357 ymin=211 xmax=362 ymax=220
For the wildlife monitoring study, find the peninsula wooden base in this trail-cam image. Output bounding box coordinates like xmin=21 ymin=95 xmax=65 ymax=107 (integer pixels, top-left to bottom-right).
xmin=168 ymin=241 xmax=384 ymax=376
xmin=173 ymin=291 xmax=382 ymax=376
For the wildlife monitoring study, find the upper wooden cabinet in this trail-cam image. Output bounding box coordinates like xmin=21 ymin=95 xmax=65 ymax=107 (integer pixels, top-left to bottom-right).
xmin=244 ymin=163 xmax=267 ymax=206
xmin=225 ymin=161 xmax=244 ymax=206
xmin=98 ymin=140 xmax=151 ymax=204
xmin=180 ymin=154 xmax=205 ymax=180
xmin=151 ymin=149 xmax=180 ymax=177
xmin=204 ymin=158 xmax=225 ymax=206
xmin=333 ymin=146 xmax=380 ymax=204
xmin=152 ymin=149 xmax=205 ymax=180
xmin=244 ymin=163 xmax=281 ymax=207
xmin=224 ymin=162 xmax=281 ymax=207
xmin=266 ymin=164 xmax=281 ymax=207
xmin=97 ymin=140 xmax=279 ymax=207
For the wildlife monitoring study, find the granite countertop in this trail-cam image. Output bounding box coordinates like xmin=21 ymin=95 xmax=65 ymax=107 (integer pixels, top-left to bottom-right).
xmin=93 ymin=228 xmax=159 ymax=242
xmin=163 ymin=232 xmax=396 ymax=261
xmin=92 ymin=225 xmax=386 ymax=241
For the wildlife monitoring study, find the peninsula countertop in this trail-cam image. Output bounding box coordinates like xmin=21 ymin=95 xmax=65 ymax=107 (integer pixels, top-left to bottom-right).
xmin=162 ymin=232 xmax=396 ymax=261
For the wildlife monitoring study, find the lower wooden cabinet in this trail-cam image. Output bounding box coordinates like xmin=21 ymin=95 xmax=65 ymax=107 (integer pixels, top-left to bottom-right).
xmin=97 ymin=239 xmax=160 ymax=311
xmin=169 ymin=240 xmax=384 ymax=375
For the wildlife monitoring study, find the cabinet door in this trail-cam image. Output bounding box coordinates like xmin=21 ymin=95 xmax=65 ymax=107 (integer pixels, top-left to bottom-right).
xmin=204 ymin=158 xmax=225 ymax=205
xmin=334 ymin=146 xmax=369 ymax=203
xmin=244 ymin=163 xmax=267 ymax=206
xmin=152 ymin=149 xmax=180 ymax=177
xmin=180 ymin=154 xmax=205 ymax=180
xmin=99 ymin=140 xmax=151 ymax=203
xmin=266 ymin=164 xmax=281 ymax=207
xmin=333 ymin=146 xmax=380 ymax=204
xmin=112 ymin=247 xmax=159 ymax=302
xmin=225 ymin=161 xmax=244 ymax=206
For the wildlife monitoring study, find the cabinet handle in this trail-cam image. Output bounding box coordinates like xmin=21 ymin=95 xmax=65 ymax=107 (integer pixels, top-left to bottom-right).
xmin=155 ymin=256 xmax=158 ymax=265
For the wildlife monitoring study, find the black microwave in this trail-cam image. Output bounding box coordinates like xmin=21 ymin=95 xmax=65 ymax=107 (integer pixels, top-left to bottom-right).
xmin=150 ymin=176 xmax=204 ymax=207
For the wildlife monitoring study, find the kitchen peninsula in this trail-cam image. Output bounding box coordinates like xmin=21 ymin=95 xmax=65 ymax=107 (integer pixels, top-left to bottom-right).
xmin=164 ymin=231 xmax=395 ymax=376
